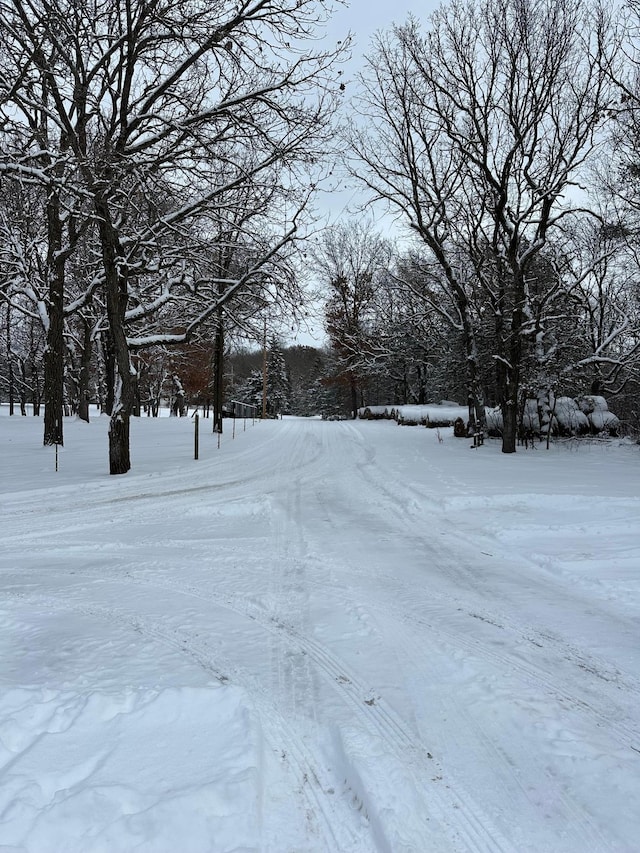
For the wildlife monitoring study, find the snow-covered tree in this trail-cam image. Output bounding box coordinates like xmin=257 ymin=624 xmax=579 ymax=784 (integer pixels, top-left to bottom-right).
xmin=0 ymin=0 xmax=347 ymax=472
xmin=265 ymin=338 xmax=291 ymax=417
xmin=313 ymin=222 xmax=393 ymax=418
xmin=350 ymin=0 xmax=618 ymax=451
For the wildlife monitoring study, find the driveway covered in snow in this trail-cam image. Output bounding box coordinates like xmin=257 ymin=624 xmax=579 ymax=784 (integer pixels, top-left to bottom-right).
xmin=1 ymin=415 xmax=639 ymax=851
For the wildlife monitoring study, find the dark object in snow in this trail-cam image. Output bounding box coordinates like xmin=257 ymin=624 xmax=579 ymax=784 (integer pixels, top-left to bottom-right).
xmin=453 ymin=417 xmax=466 ymax=438
xmin=359 ymin=406 xmax=393 ymax=420
xmin=470 ymin=431 xmax=484 ymax=449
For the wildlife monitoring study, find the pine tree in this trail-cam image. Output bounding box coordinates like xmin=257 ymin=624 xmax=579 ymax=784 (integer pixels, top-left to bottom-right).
xmin=265 ymin=338 xmax=291 ymax=417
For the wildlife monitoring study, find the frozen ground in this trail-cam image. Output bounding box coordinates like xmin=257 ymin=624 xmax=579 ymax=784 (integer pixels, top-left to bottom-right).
xmin=0 ymin=410 xmax=639 ymax=852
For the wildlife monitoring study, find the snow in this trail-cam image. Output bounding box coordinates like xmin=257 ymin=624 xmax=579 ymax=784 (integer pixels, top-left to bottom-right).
xmin=552 ymin=397 xmax=591 ymax=434
xmin=363 ymin=403 xmax=469 ymax=426
xmin=1 ymin=409 xmax=639 ymax=852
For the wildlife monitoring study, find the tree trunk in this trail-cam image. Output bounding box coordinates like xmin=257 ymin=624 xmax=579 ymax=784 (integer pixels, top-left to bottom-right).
xmin=31 ymin=349 xmax=42 ymax=415
xmin=101 ymin=331 xmax=115 ymax=415
xmin=43 ymin=189 xmax=65 ymax=446
xmin=42 ymin=314 xmax=64 ymax=442
xmin=467 ymin=362 xmax=486 ymax=433
xmin=107 ymin=370 xmax=134 ymax=475
xmin=6 ymin=302 xmax=15 ymax=416
xmin=108 ymin=402 xmax=131 ymax=475
xmin=460 ymin=301 xmax=485 ymax=432
xmin=77 ymin=316 xmax=92 ymax=423
xmin=502 ymin=394 xmax=518 ymax=453
xmin=213 ymin=306 xmax=224 ymax=434
xmin=133 ymin=373 xmax=141 ymax=417
xmin=19 ymin=360 xmax=27 ymax=415
xmin=499 ymin=277 xmax=524 ymax=455
xmin=95 ymin=194 xmax=135 ymax=474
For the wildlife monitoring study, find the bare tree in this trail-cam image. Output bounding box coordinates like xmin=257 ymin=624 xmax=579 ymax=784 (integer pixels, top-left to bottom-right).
xmin=312 ymin=221 xmax=392 ymax=418
xmin=391 ymin=252 xmax=485 ymax=409
xmin=556 ymin=217 xmax=640 ymax=395
xmin=351 ymin=0 xmax=617 ymax=451
xmin=1 ymin=0 xmax=347 ymax=472
xmin=0 ymin=165 xmax=95 ymax=437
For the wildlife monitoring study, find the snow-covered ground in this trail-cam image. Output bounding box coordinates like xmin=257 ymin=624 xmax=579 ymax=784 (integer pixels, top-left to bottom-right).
xmin=1 ymin=410 xmax=639 ymax=852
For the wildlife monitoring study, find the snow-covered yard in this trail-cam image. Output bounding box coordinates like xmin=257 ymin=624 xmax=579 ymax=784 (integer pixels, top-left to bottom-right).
xmin=1 ymin=411 xmax=639 ymax=852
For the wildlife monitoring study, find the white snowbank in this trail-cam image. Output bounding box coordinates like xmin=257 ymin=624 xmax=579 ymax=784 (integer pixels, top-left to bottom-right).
xmin=392 ymin=403 xmax=468 ymax=426
xmin=0 ymin=685 xmax=260 ymax=852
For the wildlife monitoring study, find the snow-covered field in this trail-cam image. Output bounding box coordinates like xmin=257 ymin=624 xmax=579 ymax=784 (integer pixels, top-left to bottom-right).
xmin=1 ymin=410 xmax=639 ymax=852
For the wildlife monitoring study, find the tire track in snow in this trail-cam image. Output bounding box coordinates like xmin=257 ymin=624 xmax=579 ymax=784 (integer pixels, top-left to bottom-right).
xmin=264 ymin=424 xmax=513 ymax=850
xmin=349 ymin=431 xmax=640 ymax=690
xmin=5 ymin=566 xmax=630 ymax=852
xmin=371 ymin=600 xmax=621 ymax=853
xmin=370 ymin=589 xmax=640 ymax=754
xmin=298 ymin=546 xmax=640 ymax=756
xmin=309 ymin=429 xmax=640 ymax=753
xmin=6 ymin=420 xmax=632 ymax=850
xmin=18 ymin=572 xmax=514 ymax=853
xmin=269 ymin=447 xmax=318 ymax=726
xmin=288 ymin=451 xmax=635 ymax=850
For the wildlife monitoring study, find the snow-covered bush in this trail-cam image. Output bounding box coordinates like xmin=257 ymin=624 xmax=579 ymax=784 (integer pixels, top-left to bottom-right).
xmin=361 ymin=395 xmax=621 ymax=439
xmin=394 ymin=403 xmax=468 ymax=427
xmin=490 ymin=393 xmax=621 ymax=439
xmin=357 ymin=403 xmax=469 ymax=427
xmin=577 ymin=395 xmax=620 ymax=436
xmin=549 ymin=397 xmax=590 ymax=436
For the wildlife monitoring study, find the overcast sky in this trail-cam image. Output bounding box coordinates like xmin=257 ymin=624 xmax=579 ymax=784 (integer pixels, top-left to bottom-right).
xmin=310 ymin=1 xmax=443 ymax=227
xmin=326 ymin=1 xmax=435 ymax=63
xmin=288 ymin=1 xmax=443 ymax=347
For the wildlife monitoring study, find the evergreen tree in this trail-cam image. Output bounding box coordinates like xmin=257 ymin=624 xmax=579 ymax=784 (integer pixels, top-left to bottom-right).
xmin=265 ymin=338 xmax=291 ymax=417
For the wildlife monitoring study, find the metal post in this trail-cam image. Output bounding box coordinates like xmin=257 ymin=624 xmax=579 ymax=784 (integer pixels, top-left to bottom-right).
xmin=194 ymin=413 xmax=199 ymax=460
